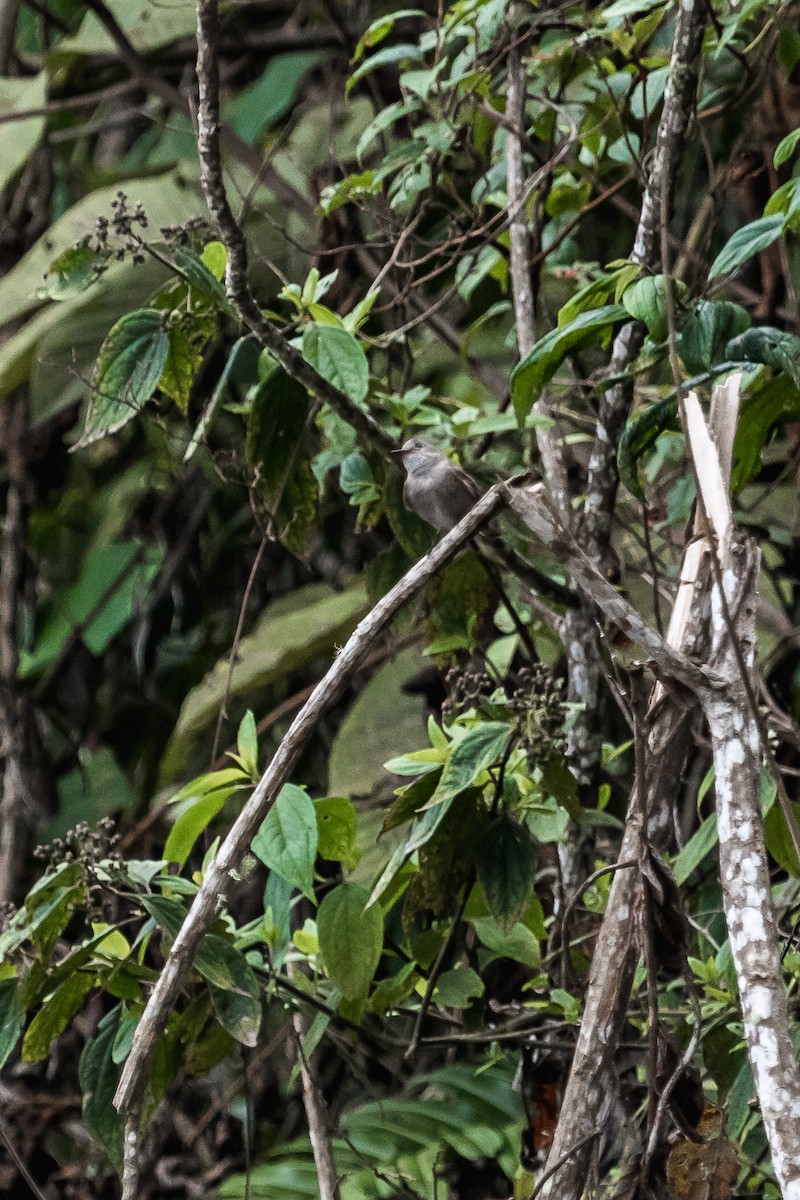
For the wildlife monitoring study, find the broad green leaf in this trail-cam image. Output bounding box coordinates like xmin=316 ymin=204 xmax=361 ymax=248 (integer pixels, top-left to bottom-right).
xmin=160 ymin=580 xmax=369 ymax=782
xmin=0 ymin=979 xmax=24 ymax=1069
xmin=302 ymin=324 xmax=369 ymax=403
xmin=159 ymin=311 xmax=217 ymax=413
xmin=197 ymin=937 xmax=261 ymax=1046
xmin=79 ymin=1007 xmax=123 ymax=1171
xmin=732 ymin=374 xmax=800 ymax=489
xmin=428 ymin=722 xmax=511 ymax=807
xmin=227 ymin=51 xmax=324 ymax=141
xmin=245 ymin=366 xmax=318 ymax=553
xmin=510 ymin=306 xmax=626 ymax=423
xmin=726 ymin=326 xmax=800 ymax=387
xmin=709 ymin=215 xmax=784 ymax=281
xmin=75 ymin=309 xmax=170 ymax=449
xmin=251 ymin=784 xmax=318 ymax=898
xmin=774 ymin=127 xmax=800 ymax=168
xmin=680 ymin=300 xmax=751 ymax=373
xmin=314 ymin=797 xmax=359 ymax=869
xmin=618 ymin=396 xmax=679 ymax=500
xmin=201 ymin=241 xmax=227 ymax=280
xmin=22 ymin=972 xmax=95 ymax=1063
xmin=171 ymin=246 xmax=231 ymax=310
xmin=621 ymin=274 xmax=686 ymax=341
xmin=164 ymin=787 xmax=234 ymax=868
xmin=39 ymin=244 xmax=112 ymax=301
xmin=433 ymin=964 xmax=484 ymax=1009
xmin=318 ymin=883 xmax=383 ymax=999
xmin=347 ymin=42 xmax=425 ymax=92
xmin=18 ymin=542 xmax=163 ymax=679
xmin=0 ymin=72 xmax=45 ymax=193
xmin=477 ymin=817 xmax=535 ymax=933
xmin=469 ymin=916 xmax=540 ymax=968
xmin=58 ymin=0 xmax=199 ymax=55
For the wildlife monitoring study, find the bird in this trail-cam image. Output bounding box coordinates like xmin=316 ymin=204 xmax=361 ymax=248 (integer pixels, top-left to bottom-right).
xmin=393 ymin=436 xmax=482 ymax=532
xmin=393 ymin=436 xmax=577 ymax=613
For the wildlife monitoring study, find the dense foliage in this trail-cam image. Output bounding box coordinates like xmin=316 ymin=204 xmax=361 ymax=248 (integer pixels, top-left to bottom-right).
xmin=1 ymin=0 xmax=800 ymax=1197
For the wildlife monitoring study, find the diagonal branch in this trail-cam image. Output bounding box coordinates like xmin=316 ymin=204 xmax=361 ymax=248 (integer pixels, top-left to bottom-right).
xmin=113 ymin=485 xmax=506 ymax=1136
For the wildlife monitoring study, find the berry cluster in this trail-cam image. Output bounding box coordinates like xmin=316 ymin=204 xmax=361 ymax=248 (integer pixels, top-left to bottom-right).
xmin=508 ymin=663 xmax=566 ymax=759
xmin=34 ymin=816 xmax=121 ymax=874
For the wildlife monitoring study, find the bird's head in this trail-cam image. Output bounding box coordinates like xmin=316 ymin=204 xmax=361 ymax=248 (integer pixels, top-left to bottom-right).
xmin=393 ymin=437 xmax=442 ymax=470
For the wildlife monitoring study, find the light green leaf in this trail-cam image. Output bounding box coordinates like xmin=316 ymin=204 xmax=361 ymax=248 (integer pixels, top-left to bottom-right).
xmin=314 ymin=796 xmax=359 ymax=869
xmin=302 ymin=323 xmax=369 ymax=402
xmin=74 ymin=309 xmax=170 ymax=449
xmin=236 ymin=711 xmax=259 ymax=779
xmin=0 ymin=72 xmax=46 ymax=193
xmin=251 ymin=785 xmax=318 ymax=898
xmin=709 ymin=215 xmax=785 ymax=281
xmin=428 ymin=722 xmax=511 ymax=807
xmin=164 ymin=788 xmax=234 ymax=868
xmin=227 ymin=51 xmax=325 ymax=141
xmin=621 ymin=274 xmax=685 ymax=342
xmin=318 ymin=883 xmax=383 ymax=999
xmin=774 ymin=127 xmax=800 ymax=169
xmin=39 ymin=244 xmax=112 ymax=301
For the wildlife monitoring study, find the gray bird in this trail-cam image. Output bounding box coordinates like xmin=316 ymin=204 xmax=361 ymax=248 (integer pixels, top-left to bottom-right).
xmin=394 ymin=437 xmax=481 ymax=531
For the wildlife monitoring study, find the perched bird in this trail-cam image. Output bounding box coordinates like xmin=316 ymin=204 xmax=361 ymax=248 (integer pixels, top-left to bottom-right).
xmin=394 ymin=436 xmax=577 ymax=612
xmin=394 ymin=436 xmax=482 ymax=531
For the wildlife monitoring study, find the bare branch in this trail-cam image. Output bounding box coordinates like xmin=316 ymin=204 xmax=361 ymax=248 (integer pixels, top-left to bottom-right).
xmin=194 ymin=0 xmax=395 ymax=459
xmin=113 ymin=485 xmax=506 ymax=1128
xmin=581 ymin=0 xmax=708 ymax=568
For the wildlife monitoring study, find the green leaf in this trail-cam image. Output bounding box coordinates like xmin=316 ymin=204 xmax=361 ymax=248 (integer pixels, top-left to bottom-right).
xmin=477 ymin=817 xmax=535 ymax=933
xmin=352 ymin=10 xmax=424 ymax=62
xmin=510 ymin=306 xmax=627 ymax=424
xmin=227 ymin=51 xmax=324 ymax=141
xmin=680 ymin=300 xmax=751 ymax=373
xmin=726 ymin=326 xmax=800 ymax=387
xmin=621 ymin=274 xmax=685 ymax=342
xmin=198 ymin=938 xmax=262 ymax=1046
xmin=18 ymin=542 xmax=163 ymax=679
xmin=39 ymin=244 xmax=112 ymax=301
xmin=314 ymin=796 xmax=359 ymax=869
xmin=0 ymin=72 xmax=46 ymax=193
xmin=469 ymin=916 xmax=540 ymax=968
xmin=251 ymin=784 xmax=318 ymax=898
xmin=245 ymin=366 xmax=318 ymax=554
xmin=302 ymin=324 xmax=369 ymax=403
xmin=709 ymin=215 xmax=785 ymax=281
xmin=236 ymin=710 xmax=259 ymax=779
xmin=672 ymin=815 xmax=718 ymax=885
xmin=79 ymin=1007 xmax=123 ymax=1171
xmin=75 ymin=309 xmax=170 ymax=449
xmin=159 ymin=311 xmax=217 ymax=413
xmin=0 ymin=979 xmax=24 ymax=1069
xmin=171 ymin=246 xmax=231 ymax=310
xmin=732 ymin=374 xmax=800 ymax=489
xmin=318 ymin=883 xmax=383 ymax=999
xmin=618 ymin=396 xmax=679 ymax=500
xmin=22 ymin=971 xmax=95 ymax=1063
xmin=433 ymin=964 xmax=484 ymax=1009
xmin=774 ymin=127 xmax=800 ymax=168
xmin=430 ymin=722 xmax=511 ymax=807
xmin=164 ymin=787 xmax=234 ymax=868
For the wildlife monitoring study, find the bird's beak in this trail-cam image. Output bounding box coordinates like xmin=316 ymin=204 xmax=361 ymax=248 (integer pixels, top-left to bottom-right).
xmin=391 ymin=447 xmax=404 ymax=455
